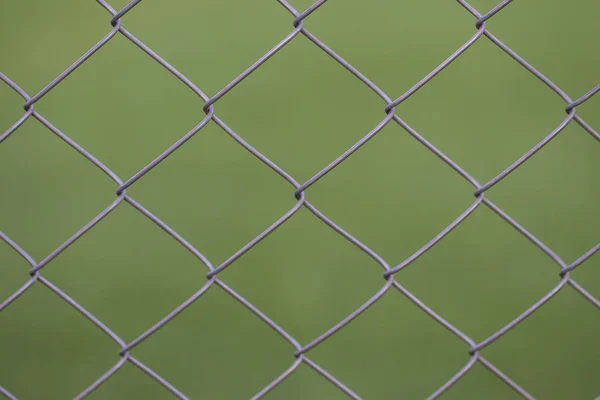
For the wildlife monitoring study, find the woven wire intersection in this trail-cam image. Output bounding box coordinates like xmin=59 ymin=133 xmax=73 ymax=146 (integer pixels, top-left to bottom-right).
xmin=1 ymin=0 xmax=599 ymax=399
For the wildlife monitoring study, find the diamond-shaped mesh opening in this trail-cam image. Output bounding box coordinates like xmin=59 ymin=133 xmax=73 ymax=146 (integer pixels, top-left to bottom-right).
xmin=0 ymin=1 xmax=107 ymax=92
xmin=43 ymin=202 xmax=207 ymax=340
xmin=0 ymin=118 xmax=115 ymax=257
xmin=309 ymin=293 xmax=467 ymax=399
xmin=397 ymin=205 xmax=560 ymax=339
xmin=129 ymin=121 xmax=293 ymax=262
xmin=399 ymin=38 xmax=568 ymax=181
xmin=307 ymin=122 xmax=475 ymax=262
xmin=220 ymin=206 xmax=384 ymax=343
xmin=0 ymin=285 xmax=116 ymax=399
xmin=35 ymin=34 xmax=206 ymax=178
xmin=120 ymin=0 xmax=292 ymax=95
xmin=299 ymin=0 xmax=475 ymax=96
xmin=132 ymin=289 xmax=293 ymax=399
xmin=213 ymin=35 xmax=384 ymax=180
xmin=487 ymin=123 xmax=600 ymax=260
xmin=480 ymin=0 xmax=600 ymax=96
xmin=1 ymin=0 xmax=599 ymax=398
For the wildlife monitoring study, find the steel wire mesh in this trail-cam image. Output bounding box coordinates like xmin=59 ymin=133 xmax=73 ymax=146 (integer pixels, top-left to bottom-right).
xmin=1 ymin=0 xmax=599 ymax=399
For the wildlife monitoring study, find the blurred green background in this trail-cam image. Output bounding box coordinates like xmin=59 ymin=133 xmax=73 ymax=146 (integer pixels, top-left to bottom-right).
xmin=1 ymin=0 xmax=599 ymax=399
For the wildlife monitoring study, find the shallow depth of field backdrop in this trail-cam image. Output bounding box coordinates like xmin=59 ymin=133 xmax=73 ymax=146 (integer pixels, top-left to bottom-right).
xmin=1 ymin=0 xmax=599 ymax=399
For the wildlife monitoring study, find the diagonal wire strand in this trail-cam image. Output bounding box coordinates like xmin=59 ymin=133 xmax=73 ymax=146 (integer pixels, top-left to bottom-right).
xmin=0 ymin=0 xmax=598 ymax=398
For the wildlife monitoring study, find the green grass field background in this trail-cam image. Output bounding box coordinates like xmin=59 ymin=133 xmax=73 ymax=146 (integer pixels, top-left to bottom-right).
xmin=1 ymin=0 xmax=599 ymax=399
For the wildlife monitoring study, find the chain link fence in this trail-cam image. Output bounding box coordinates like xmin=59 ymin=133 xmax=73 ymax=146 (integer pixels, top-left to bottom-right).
xmin=1 ymin=0 xmax=599 ymax=398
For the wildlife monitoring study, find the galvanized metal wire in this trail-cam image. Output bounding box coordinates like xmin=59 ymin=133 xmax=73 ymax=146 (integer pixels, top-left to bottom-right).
xmin=1 ymin=0 xmax=599 ymax=399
